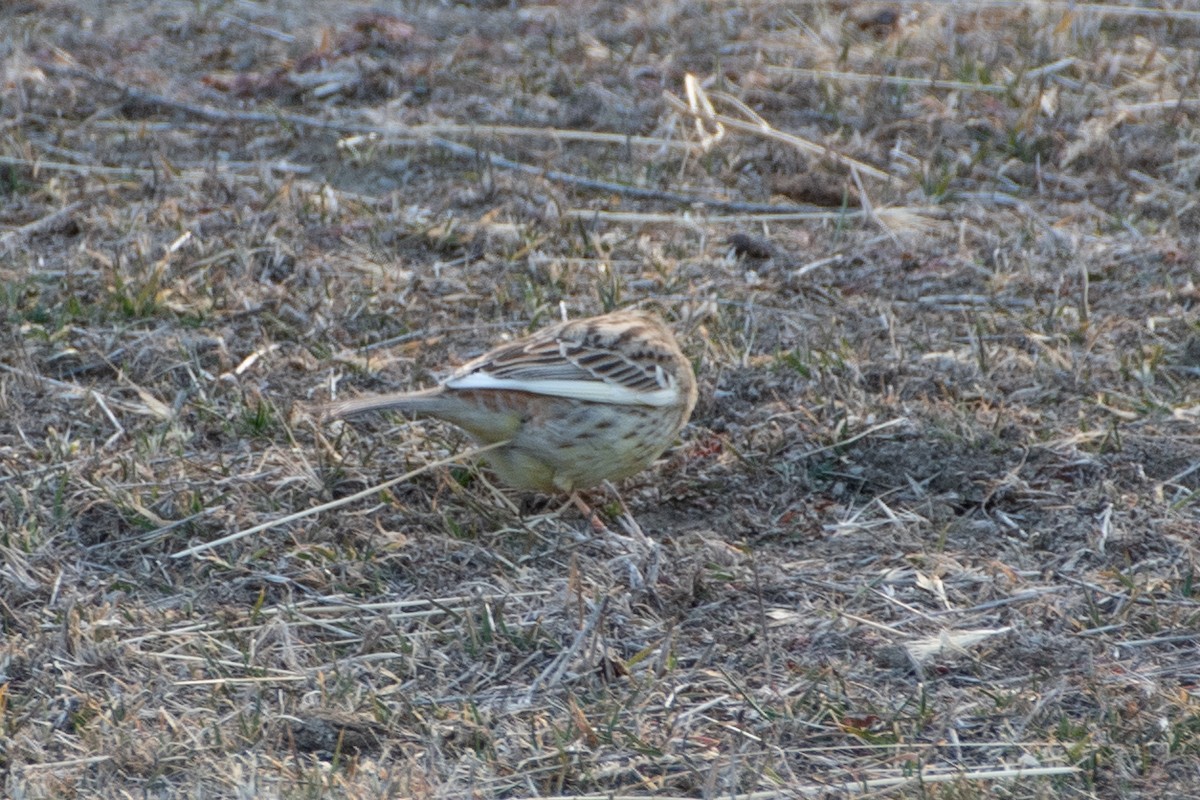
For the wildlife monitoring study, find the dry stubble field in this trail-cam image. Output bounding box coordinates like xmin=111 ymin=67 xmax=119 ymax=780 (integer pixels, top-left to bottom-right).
xmin=3 ymin=1 xmax=1200 ymax=798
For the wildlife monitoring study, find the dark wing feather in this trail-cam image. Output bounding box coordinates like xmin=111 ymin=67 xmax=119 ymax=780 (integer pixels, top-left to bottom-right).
xmin=452 ymin=313 xmax=675 ymax=394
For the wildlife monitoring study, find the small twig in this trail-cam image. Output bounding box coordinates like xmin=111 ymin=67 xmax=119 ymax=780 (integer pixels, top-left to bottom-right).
xmin=929 ymin=587 xmax=1065 ymax=617
xmin=93 ymin=507 xmax=222 ymax=552
xmin=529 ymin=594 xmax=608 ymax=694
xmin=849 ymin=164 xmax=896 ymax=243
xmin=414 ymin=123 xmax=693 ymax=151
xmin=38 ymin=64 xmax=837 ymax=215
xmin=1059 ymin=575 xmax=1200 ymax=608
xmin=0 ymin=361 xmax=151 ymax=415
xmin=0 ymin=200 xmax=86 ymax=253
xmin=561 ymin=208 xmax=868 ymax=225
xmin=218 ymin=12 xmax=296 ymax=43
xmin=427 ymin=135 xmax=824 ymax=213
xmin=19 ymin=756 xmax=115 ymax=772
xmin=89 ymin=390 xmax=126 ymax=449
xmin=789 ymin=233 xmax=893 ymax=279
xmin=763 ymin=66 xmax=1011 ymax=94
xmin=1112 ymin=632 xmax=1200 ymax=650
xmin=795 ymin=417 xmax=911 ymax=460
xmin=916 ymin=0 xmax=1200 ymax=23
xmin=749 ymin=551 xmax=774 ymax=690
xmin=499 ymin=765 xmax=1079 ymax=800
xmin=663 ymin=89 xmax=896 ymax=182
xmin=169 ymin=440 xmax=510 ymax=559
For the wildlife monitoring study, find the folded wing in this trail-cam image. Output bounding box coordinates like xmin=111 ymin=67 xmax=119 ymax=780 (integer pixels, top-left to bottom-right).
xmin=445 ymin=313 xmax=683 ymax=407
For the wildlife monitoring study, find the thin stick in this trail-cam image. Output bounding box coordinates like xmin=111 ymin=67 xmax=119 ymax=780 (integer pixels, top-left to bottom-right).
xmin=41 ymin=65 xmax=694 ymax=150
xmin=170 ymin=440 xmax=510 ymax=559
xmin=794 ymin=417 xmax=911 ymax=459
xmin=426 ymin=135 xmax=824 ymax=213
xmin=38 ymin=64 xmax=830 ymax=214
xmin=764 ymin=65 xmax=1011 ymax=94
xmin=0 ymin=200 xmax=86 ymax=252
xmin=498 ymin=765 xmax=1079 ymax=800
xmin=561 ymin=208 xmax=869 ymax=224
xmin=663 ymin=90 xmax=896 ymax=182
xmin=529 ymin=594 xmax=608 ymax=693
xmin=0 ymin=361 xmax=147 ymax=413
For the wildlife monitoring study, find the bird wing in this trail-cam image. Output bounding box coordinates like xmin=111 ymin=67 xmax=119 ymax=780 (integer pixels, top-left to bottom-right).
xmin=444 ymin=313 xmax=682 ymax=407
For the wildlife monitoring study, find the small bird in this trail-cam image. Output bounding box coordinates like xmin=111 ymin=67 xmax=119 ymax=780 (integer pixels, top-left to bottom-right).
xmin=324 ymin=309 xmax=698 ymax=493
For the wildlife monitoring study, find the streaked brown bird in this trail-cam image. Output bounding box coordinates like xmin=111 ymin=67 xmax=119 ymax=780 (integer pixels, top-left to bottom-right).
xmin=324 ymin=309 xmax=697 ymax=493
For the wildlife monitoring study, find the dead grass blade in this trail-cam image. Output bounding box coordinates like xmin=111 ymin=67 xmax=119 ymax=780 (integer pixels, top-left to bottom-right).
xmin=664 ymin=78 xmax=898 ymax=183
xmin=170 ymin=440 xmax=510 ymax=559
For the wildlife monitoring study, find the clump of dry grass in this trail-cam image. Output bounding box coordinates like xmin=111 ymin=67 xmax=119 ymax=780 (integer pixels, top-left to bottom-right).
xmin=3 ymin=1 xmax=1200 ymax=798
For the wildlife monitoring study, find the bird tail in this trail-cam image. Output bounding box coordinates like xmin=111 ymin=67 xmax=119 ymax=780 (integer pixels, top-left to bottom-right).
xmin=322 ymin=387 xmax=445 ymax=420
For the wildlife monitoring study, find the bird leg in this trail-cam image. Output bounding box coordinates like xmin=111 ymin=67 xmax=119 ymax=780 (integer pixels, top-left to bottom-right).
xmin=571 ymin=492 xmax=608 ymax=534
xmin=572 ymin=491 xmax=645 ymax=553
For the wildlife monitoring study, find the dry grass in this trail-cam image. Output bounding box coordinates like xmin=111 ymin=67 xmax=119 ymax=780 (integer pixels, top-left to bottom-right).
xmin=3 ymin=0 xmax=1200 ymax=797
